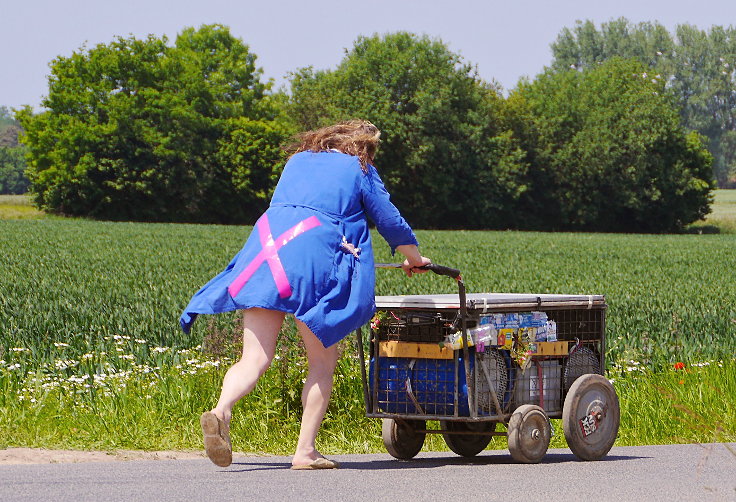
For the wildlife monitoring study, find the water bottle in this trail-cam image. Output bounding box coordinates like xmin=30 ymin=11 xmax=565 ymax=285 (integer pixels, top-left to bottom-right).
xmin=439 ymin=330 xmax=474 ymax=350
xmin=440 ymin=324 xmax=498 ymax=350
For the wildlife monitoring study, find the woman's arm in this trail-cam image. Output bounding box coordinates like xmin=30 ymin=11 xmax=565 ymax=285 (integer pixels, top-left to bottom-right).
xmin=361 ymin=165 xmax=418 ymax=252
xmin=395 ymin=244 xmax=431 ymax=277
xmin=361 ymin=165 xmax=431 ymax=276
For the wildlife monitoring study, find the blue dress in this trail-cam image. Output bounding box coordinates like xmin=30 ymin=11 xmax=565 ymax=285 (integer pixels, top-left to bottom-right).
xmin=180 ymin=151 xmax=418 ymax=347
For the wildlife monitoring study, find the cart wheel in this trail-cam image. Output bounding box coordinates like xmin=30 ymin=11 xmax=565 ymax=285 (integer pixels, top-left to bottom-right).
xmin=562 ymin=373 xmax=620 ymax=461
xmin=440 ymin=421 xmax=496 ymax=457
xmin=507 ymin=405 xmax=551 ymax=463
xmin=382 ymin=418 xmax=426 ymax=460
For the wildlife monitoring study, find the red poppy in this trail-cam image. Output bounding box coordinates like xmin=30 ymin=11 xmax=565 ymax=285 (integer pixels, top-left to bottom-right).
xmin=673 ymin=362 xmax=685 ymax=370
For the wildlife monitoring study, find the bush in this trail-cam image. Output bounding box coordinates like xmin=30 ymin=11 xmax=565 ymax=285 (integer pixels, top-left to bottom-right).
xmin=17 ymin=25 xmax=290 ymax=223
xmin=506 ymin=58 xmax=714 ymax=232
xmin=0 ymin=146 xmax=29 ymax=195
xmin=288 ymin=32 xmax=528 ymax=229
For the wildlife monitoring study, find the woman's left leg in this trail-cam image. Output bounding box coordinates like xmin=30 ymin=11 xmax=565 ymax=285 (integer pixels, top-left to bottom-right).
xmin=291 ymin=319 xmax=340 ymax=467
xmin=201 ymin=308 xmax=284 ymax=467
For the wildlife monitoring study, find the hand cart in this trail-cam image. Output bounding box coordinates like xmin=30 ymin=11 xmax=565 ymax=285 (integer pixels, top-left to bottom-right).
xmin=355 ymin=264 xmax=620 ymax=463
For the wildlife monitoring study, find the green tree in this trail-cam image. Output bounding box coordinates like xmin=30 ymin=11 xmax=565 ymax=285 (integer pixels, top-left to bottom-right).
xmin=0 ymin=106 xmax=22 ymax=148
xmin=288 ymin=32 xmax=527 ymax=229
xmin=215 ymin=115 xmax=294 ymax=222
xmin=667 ymin=25 xmax=736 ymax=186
xmin=550 ymin=18 xmax=736 ymax=187
xmin=17 ymin=24 xmax=290 ymax=222
xmin=0 ymin=106 xmax=16 ymax=128
xmin=507 ymin=58 xmax=713 ymax=233
xmin=0 ymin=125 xmax=21 ymax=148
xmin=0 ymin=107 xmax=29 ymax=194
xmin=551 ymin=18 xmax=674 ymax=71
xmin=0 ymin=145 xmax=29 ymax=194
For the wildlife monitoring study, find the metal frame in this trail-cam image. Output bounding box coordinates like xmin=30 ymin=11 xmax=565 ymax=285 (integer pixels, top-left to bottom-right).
xmin=356 ymin=283 xmax=607 ymax=426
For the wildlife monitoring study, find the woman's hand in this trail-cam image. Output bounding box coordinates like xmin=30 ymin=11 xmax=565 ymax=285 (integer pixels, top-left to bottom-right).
xmin=402 ymin=256 xmax=432 ymax=277
xmin=395 ymin=244 xmax=432 ymax=278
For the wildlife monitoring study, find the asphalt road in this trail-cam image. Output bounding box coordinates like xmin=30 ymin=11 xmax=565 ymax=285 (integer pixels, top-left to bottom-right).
xmin=2 ymin=443 xmax=735 ymax=502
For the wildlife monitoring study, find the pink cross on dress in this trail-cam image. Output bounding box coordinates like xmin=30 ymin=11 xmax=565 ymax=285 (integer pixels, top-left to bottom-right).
xmin=228 ymin=214 xmax=322 ymax=299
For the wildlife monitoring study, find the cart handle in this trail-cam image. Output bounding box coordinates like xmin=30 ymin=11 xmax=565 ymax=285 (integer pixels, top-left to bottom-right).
xmin=373 ymin=261 xmax=474 ymax=415
xmin=375 ymin=262 xmax=461 ymax=280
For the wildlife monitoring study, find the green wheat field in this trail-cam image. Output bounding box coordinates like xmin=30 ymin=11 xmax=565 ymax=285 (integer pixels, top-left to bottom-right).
xmin=0 ymin=193 xmax=734 ymax=454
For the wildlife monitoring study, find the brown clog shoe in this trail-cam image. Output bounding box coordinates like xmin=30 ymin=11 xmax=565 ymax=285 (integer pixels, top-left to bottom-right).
xmin=200 ymin=411 xmax=232 ymax=467
xmin=291 ymin=457 xmax=340 ymax=470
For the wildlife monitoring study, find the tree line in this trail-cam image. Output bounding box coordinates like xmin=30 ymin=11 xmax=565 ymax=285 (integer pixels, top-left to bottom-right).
xmin=551 ymin=18 xmax=736 ymax=189
xmin=11 ymin=20 xmax=727 ymax=232
xmin=0 ymin=106 xmax=29 ymax=194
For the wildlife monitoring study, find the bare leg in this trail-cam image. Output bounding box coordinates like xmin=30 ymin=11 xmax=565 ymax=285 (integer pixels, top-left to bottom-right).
xmin=291 ymin=319 xmax=339 ymax=467
xmin=210 ymin=308 xmax=285 ymax=426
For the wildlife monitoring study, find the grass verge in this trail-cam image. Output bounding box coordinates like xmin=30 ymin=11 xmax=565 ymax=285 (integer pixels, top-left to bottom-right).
xmin=0 ymin=195 xmax=46 ymax=220
xmin=2 ymin=346 xmax=733 ymax=455
xmin=687 ymin=189 xmax=736 ymax=234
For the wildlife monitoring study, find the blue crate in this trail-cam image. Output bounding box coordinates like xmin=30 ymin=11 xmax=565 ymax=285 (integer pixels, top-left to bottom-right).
xmin=370 ymin=356 xmax=473 ymax=416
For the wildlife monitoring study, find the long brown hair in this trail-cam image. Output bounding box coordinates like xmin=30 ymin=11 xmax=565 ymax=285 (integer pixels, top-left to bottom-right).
xmin=287 ymin=120 xmax=381 ymax=172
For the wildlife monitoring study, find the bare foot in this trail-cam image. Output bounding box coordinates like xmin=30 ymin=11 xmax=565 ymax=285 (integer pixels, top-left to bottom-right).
xmin=291 ymin=447 xmax=322 ymax=467
xmin=210 ymin=408 xmax=231 ymax=428
xmin=291 ymin=457 xmax=339 ymax=470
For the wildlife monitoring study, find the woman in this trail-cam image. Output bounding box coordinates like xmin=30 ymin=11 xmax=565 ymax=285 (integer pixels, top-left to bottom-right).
xmin=180 ymin=120 xmax=430 ymax=469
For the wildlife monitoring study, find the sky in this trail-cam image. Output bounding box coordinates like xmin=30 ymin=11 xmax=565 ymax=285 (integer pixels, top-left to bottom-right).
xmin=2 ymin=0 xmax=736 ymax=111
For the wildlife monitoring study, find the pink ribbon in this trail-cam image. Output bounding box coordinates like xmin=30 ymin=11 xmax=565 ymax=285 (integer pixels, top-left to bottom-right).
xmin=228 ymin=214 xmax=322 ymax=299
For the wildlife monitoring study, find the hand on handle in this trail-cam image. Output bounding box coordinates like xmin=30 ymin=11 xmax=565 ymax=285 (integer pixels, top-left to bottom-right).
xmin=395 ymin=244 xmax=432 ymax=278
xmin=374 ymin=261 xmax=462 ymax=280
xmin=402 ymin=256 xmax=432 ymax=277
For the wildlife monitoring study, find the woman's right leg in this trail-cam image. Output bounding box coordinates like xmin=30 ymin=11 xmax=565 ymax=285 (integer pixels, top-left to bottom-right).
xmin=210 ymin=308 xmax=285 ymax=426
xmin=291 ymin=319 xmax=340 ymax=467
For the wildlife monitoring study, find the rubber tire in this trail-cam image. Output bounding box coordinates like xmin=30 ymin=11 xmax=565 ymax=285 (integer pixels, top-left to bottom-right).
xmin=382 ymin=418 xmax=426 ymax=460
xmin=440 ymin=421 xmax=495 ymax=457
xmin=507 ymin=404 xmax=551 ymax=463
xmin=562 ymin=373 xmax=620 ymax=461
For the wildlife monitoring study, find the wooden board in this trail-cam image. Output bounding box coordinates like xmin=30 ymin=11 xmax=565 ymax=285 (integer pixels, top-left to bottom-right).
xmin=378 ymin=341 xmax=454 ymax=360
xmin=377 ymin=340 xmax=569 ymax=359
xmin=530 ymin=341 xmax=569 ymax=356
